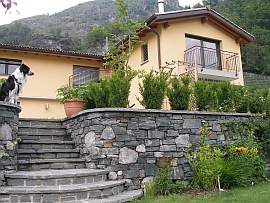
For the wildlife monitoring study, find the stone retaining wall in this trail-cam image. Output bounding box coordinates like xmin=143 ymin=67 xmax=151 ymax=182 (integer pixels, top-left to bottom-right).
xmin=0 ymin=102 xmax=21 ymax=186
xmin=62 ymin=108 xmax=254 ymax=190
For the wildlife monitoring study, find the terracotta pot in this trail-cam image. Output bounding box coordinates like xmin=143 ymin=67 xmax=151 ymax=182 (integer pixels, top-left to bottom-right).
xmin=63 ymin=100 xmax=84 ymax=117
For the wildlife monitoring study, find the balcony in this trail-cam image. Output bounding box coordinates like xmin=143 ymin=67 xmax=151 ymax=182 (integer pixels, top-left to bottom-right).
xmin=184 ymin=46 xmax=239 ymax=81
xmin=69 ymin=68 xmax=113 ymax=86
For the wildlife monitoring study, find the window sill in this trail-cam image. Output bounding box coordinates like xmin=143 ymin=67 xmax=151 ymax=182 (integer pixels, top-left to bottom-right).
xmin=140 ymin=60 xmax=149 ymax=66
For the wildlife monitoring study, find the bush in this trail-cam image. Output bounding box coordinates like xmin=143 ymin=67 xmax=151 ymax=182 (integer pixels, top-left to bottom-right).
xmin=138 ymin=70 xmax=168 ymax=109
xmin=84 ymin=68 xmax=137 ymax=108
xmin=187 ymin=122 xmax=225 ymax=190
xmin=167 ymin=75 xmax=192 ymax=110
xmin=220 ymin=130 xmax=266 ymax=189
xmin=193 ymin=80 xmax=215 ymax=111
xmin=152 ymin=165 xmax=187 ymax=196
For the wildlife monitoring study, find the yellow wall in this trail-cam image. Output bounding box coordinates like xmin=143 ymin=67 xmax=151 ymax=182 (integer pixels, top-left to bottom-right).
xmin=0 ymin=50 xmax=103 ymax=118
xmin=128 ymin=18 xmax=245 ymax=109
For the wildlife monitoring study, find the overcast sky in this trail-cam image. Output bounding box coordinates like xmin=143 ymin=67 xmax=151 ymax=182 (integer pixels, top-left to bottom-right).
xmin=0 ymin=0 xmax=202 ymax=26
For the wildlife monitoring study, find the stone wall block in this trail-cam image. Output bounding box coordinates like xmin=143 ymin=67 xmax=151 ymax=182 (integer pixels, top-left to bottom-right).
xmin=175 ymin=134 xmax=190 ymax=148
xmin=101 ymin=126 xmax=115 ymax=140
xmin=119 ymin=147 xmax=138 ymax=164
xmin=183 ymin=119 xmax=201 ymax=129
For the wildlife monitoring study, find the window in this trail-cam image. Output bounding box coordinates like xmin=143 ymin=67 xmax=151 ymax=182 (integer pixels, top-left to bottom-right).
xmin=142 ymin=44 xmax=148 ymax=63
xmin=185 ymin=35 xmax=221 ymax=70
xmin=0 ymin=58 xmax=21 ymax=75
xmin=71 ymin=66 xmax=100 ymax=86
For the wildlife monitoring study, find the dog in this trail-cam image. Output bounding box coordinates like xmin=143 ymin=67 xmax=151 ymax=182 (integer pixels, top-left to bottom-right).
xmin=0 ymin=64 xmax=34 ymax=104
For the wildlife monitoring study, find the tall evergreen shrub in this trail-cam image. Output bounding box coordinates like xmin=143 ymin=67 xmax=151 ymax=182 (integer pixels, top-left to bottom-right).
xmin=167 ymin=75 xmax=192 ymax=110
xmin=193 ymin=79 xmax=215 ymax=111
xmin=138 ymin=70 xmax=168 ymax=109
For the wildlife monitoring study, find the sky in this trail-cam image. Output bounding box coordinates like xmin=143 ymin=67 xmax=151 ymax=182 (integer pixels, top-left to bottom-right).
xmin=0 ymin=0 xmax=202 ymax=26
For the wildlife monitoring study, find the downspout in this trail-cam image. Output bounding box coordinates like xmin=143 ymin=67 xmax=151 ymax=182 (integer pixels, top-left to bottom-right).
xmin=147 ymin=26 xmax=161 ymax=69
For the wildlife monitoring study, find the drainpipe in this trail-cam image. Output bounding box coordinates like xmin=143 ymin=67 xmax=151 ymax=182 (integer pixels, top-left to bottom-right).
xmin=147 ymin=26 xmax=161 ymax=69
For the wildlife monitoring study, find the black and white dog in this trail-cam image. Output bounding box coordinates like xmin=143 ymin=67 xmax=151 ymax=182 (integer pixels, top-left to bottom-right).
xmin=0 ymin=64 xmax=34 ymax=104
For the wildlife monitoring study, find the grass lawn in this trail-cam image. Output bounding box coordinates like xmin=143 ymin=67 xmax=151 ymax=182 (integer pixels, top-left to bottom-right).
xmin=130 ymin=182 xmax=270 ymax=203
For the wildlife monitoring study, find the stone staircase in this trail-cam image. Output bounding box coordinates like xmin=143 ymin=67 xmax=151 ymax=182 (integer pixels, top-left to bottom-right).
xmin=0 ymin=119 xmax=142 ymax=203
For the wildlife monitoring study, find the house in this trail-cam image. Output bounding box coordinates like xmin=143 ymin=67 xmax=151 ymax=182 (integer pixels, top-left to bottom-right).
xmin=0 ymin=5 xmax=254 ymax=118
xmin=128 ymin=4 xmax=254 ymax=109
xmin=0 ymin=44 xmax=106 ymax=118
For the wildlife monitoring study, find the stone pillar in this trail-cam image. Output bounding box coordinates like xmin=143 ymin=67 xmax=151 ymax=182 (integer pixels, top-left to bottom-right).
xmin=0 ymin=102 xmax=21 ymax=186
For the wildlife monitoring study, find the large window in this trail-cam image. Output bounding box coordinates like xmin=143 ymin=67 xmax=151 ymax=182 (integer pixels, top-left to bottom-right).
xmin=185 ymin=35 xmax=221 ymax=70
xmin=71 ymin=66 xmax=100 ymax=85
xmin=0 ymin=58 xmax=21 ymax=75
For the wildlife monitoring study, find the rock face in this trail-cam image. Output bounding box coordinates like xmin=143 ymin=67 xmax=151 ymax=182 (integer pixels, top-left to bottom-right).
xmin=2 ymin=0 xmax=181 ymax=53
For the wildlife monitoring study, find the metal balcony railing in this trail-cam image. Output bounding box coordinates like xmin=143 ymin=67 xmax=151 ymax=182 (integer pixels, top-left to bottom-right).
xmin=184 ymin=46 xmax=239 ymax=75
xmin=69 ymin=68 xmax=114 ymax=86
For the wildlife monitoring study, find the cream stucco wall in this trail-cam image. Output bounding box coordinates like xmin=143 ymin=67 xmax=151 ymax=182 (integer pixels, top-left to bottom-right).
xmin=0 ymin=50 xmax=103 ymax=118
xmin=128 ymin=18 xmax=245 ymax=109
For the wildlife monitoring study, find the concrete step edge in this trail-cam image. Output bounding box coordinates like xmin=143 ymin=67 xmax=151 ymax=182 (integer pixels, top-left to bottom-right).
xmin=71 ymin=189 xmax=143 ymax=203
xmin=0 ymin=180 xmax=125 ymax=195
xmin=5 ymin=169 xmax=109 ymax=179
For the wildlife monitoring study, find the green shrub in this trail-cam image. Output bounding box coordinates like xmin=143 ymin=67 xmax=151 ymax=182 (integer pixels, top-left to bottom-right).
xmin=108 ymin=68 xmax=138 ymax=107
xmin=138 ymin=70 xmax=169 ymax=109
xmin=167 ymin=75 xmax=192 ymax=110
xmin=220 ymin=130 xmax=266 ymax=189
xmin=187 ymin=122 xmax=225 ymax=190
xmin=153 ymin=165 xmax=187 ymax=196
xmin=84 ymin=69 xmax=137 ymax=108
xmin=193 ymin=80 xmax=215 ymax=111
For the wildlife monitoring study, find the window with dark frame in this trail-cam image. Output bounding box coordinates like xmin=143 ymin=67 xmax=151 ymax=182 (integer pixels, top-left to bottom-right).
xmin=0 ymin=58 xmax=21 ymax=75
xmin=142 ymin=44 xmax=148 ymax=63
xmin=72 ymin=66 xmax=100 ymax=86
xmin=185 ymin=35 xmax=221 ymax=70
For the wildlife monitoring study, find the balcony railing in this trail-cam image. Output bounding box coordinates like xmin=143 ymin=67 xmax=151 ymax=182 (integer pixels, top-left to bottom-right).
xmin=184 ymin=46 xmax=239 ymax=75
xmin=69 ymin=68 xmax=114 ymax=86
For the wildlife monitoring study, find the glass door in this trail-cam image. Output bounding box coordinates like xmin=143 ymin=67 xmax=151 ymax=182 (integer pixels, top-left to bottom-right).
xmin=185 ymin=35 xmax=221 ymax=70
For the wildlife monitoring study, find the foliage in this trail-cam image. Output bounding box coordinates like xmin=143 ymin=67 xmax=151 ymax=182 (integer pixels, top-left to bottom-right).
xmin=56 ymin=84 xmax=88 ymax=104
xmin=93 ymin=0 xmax=145 ymax=71
xmin=85 ymin=80 xmax=109 ymax=108
xmin=154 ymin=165 xmax=174 ymax=195
xmin=152 ymin=165 xmax=187 ymax=196
xmin=193 ymin=80 xmax=215 ymax=111
xmin=137 ymin=70 xmax=169 ymax=109
xmin=84 ymin=68 xmax=138 ymax=108
xmin=213 ymin=0 xmax=270 ymax=76
xmin=108 ymin=68 xmax=138 ymax=107
xmin=187 ymin=122 xmax=225 ymax=190
xmin=220 ymin=130 xmax=266 ymax=189
xmin=167 ymin=75 xmax=192 ymax=110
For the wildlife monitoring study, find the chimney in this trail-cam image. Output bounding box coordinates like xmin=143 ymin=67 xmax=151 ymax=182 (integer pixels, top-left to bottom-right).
xmin=158 ymin=0 xmax=164 ymax=13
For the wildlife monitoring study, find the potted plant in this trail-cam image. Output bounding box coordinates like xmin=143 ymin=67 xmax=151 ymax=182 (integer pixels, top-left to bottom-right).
xmin=56 ymin=84 xmax=87 ymax=117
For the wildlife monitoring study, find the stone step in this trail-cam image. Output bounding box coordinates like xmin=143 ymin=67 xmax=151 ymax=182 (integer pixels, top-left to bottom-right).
xmin=18 ymin=134 xmax=72 ymax=142
xmin=19 ymin=140 xmax=76 ymax=150
xmin=17 ymin=149 xmax=80 ymax=160
xmin=19 ymin=118 xmax=63 ymax=127
xmin=18 ymin=158 xmax=86 ymax=171
xmin=0 ymin=180 xmax=125 ymax=203
xmin=5 ymin=169 xmax=109 ymax=187
xmin=71 ymin=189 xmax=143 ymax=203
xmin=19 ymin=128 xmax=68 ymax=136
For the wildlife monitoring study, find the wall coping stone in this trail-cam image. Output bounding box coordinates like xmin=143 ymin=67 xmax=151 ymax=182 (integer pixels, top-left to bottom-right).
xmin=61 ymin=108 xmax=255 ymax=122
